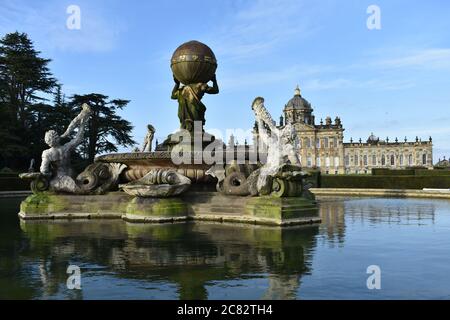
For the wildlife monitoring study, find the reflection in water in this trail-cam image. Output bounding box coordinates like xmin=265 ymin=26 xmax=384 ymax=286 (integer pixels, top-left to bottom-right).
xmin=344 ymin=198 xmax=436 ymax=226
xmin=0 ymin=196 xmax=447 ymax=299
xmin=316 ymin=197 xmax=436 ymax=245
xmin=17 ymin=221 xmax=319 ymax=300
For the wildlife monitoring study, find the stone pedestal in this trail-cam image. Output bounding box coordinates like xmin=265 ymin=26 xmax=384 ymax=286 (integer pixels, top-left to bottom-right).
xmin=19 ymin=191 xmax=320 ymax=226
xmin=123 ymin=197 xmax=189 ymax=223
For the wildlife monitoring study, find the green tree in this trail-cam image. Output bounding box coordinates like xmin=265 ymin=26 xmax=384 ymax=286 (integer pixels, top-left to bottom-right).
xmin=0 ymin=32 xmax=56 ymax=126
xmin=0 ymin=32 xmax=57 ymax=169
xmin=68 ymin=94 xmax=136 ymax=163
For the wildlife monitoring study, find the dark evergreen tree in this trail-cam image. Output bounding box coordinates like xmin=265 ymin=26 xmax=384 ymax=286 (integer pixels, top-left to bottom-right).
xmin=67 ymin=94 xmax=136 ymax=163
xmin=0 ymin=32 xmax=57 ymax=169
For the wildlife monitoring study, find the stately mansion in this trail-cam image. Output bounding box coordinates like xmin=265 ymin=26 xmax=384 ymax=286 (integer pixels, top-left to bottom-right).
xmin=276 ymin=86 xmax=433 ymax=174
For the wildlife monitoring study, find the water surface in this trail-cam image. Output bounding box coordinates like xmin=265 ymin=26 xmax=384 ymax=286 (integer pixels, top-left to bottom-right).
xmin=1 ymin=196 xmax=449 ymax=299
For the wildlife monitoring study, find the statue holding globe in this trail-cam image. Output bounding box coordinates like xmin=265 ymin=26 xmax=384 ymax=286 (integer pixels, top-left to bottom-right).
xmin=170 ymin=40 xmax=219 ymax=132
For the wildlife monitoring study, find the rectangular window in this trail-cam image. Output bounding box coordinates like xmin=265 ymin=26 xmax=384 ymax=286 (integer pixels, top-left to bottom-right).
xmin=345 ymin=156 xmax=349 ymax=166
xmin=372 ymin=155 xmax=376 ymax=165
xmin=307 ymin=156 xmax=312 ymax=167
xmin=334 ymin=157 xmax=339 ymax=167
xmin=316 ymin=139 xmax=320 ymax=148
xmin=363 ymin=155 xmax=368 ymax=166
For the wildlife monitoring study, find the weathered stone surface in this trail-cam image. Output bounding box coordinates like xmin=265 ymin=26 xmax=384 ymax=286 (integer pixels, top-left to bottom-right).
xmin=19 ymin=191 xmax=320 ymax=226
xmin=123 ymin=197 xmax=189 ymax=222
xmin=19 ymin=192 xmax=131 ymax=220
xmin=245 ymin=196 xmax=318 ymax=221
xmin=120 ymin=169 xmax=191 ymax=197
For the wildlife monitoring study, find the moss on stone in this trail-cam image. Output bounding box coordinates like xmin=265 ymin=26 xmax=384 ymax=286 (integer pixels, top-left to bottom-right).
xmin=126 ymin=197 xmax=189 ymax=217
xmin=20 ymin=192 xmax=69 ymax=215
xmin=245 ymin=196 xmax=318 ymax=220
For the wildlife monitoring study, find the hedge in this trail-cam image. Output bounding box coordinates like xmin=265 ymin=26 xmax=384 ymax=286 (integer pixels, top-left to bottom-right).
xmin=0 ymin=177 xmax=30 ymax=191
xmin=372 ymin=168 xmax=450 ymax=176
xmin=321 ymin=175 xmax=450 ymax=189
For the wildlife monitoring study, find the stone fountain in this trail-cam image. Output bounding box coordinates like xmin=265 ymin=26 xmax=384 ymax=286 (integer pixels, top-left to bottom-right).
xmin=18 ymin=40 xmax=319 ymax=226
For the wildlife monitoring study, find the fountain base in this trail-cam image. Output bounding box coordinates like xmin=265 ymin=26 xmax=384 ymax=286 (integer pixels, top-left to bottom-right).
xmin=18 ymin=191 xmax=320 ymax=226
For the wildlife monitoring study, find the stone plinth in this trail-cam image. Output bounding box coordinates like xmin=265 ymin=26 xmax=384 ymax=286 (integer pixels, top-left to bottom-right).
xmin=19 ymin=191 xmax=320 ymax=226
xmin=123 ymin=197 xmax=190 ymax=223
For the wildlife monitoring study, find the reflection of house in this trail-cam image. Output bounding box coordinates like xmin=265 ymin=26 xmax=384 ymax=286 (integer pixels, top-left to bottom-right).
xmin=272 ymin=86 xmax=434 ymax=174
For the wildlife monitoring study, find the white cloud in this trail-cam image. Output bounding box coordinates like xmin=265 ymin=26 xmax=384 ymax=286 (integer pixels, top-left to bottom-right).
xmin=376 ymin=49 xmax=450 ymax=70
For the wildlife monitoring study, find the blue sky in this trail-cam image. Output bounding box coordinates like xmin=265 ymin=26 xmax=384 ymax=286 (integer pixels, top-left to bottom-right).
xmin=1 ymin=0 xmax=449 ymax=161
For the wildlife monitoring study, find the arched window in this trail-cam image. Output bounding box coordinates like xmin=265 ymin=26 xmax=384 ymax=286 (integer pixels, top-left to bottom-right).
xmin=390 ymin=155 xmax=395 ymax=166
xmin=363 ymin=155 xmax=368 ymax=166
xmin=381 ymin=155 xmax=386 ymax=166
xmin=325 ymin=157 xmax=330 ymax=167
xmin=307 ymin=156 xmax=312 ymax=167
xmin=334 ymin=157 xmax=339 ymax=167
xmin=372 ymin=154 xmax=377 ymax=165
xmin=400 ymin=155 xmax=403 ymax=166
xmin=408 ymin=154 xmax=413 ymax=165
xmin=355 ymin=155 xmax=359 ymax=166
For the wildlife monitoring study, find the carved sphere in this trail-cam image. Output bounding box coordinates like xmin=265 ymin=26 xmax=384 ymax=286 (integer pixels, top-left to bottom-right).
xmin=171 ymin=40 xmax=217 ymax=85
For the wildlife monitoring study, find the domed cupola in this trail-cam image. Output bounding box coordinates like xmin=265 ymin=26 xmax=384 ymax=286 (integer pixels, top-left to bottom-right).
xmin=367 ymin=132 xmax=380 ymax=144
xmin=283 ymin=85 xmax=314 ymax=125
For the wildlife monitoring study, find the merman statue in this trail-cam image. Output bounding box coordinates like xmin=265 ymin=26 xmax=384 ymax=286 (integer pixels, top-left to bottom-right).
xmin=39 ymin=103 xmax=91 ymax=193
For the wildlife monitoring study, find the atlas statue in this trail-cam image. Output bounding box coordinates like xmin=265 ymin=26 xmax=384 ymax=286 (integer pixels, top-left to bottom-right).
xmin=170 ymin=40 xmax=219 ymax=132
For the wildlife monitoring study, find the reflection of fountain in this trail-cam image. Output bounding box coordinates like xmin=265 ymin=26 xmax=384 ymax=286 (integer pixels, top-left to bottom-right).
xmin=19 ymin=220 xmax=319 ymax=299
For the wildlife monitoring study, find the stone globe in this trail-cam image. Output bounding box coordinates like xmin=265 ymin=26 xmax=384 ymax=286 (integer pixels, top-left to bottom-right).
xmin=171 ymin=40 xmax=217 ymax=85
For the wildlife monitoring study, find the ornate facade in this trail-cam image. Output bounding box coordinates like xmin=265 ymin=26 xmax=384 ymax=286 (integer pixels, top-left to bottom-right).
xmin=277 ymin=86 xmax=433 ymax=174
